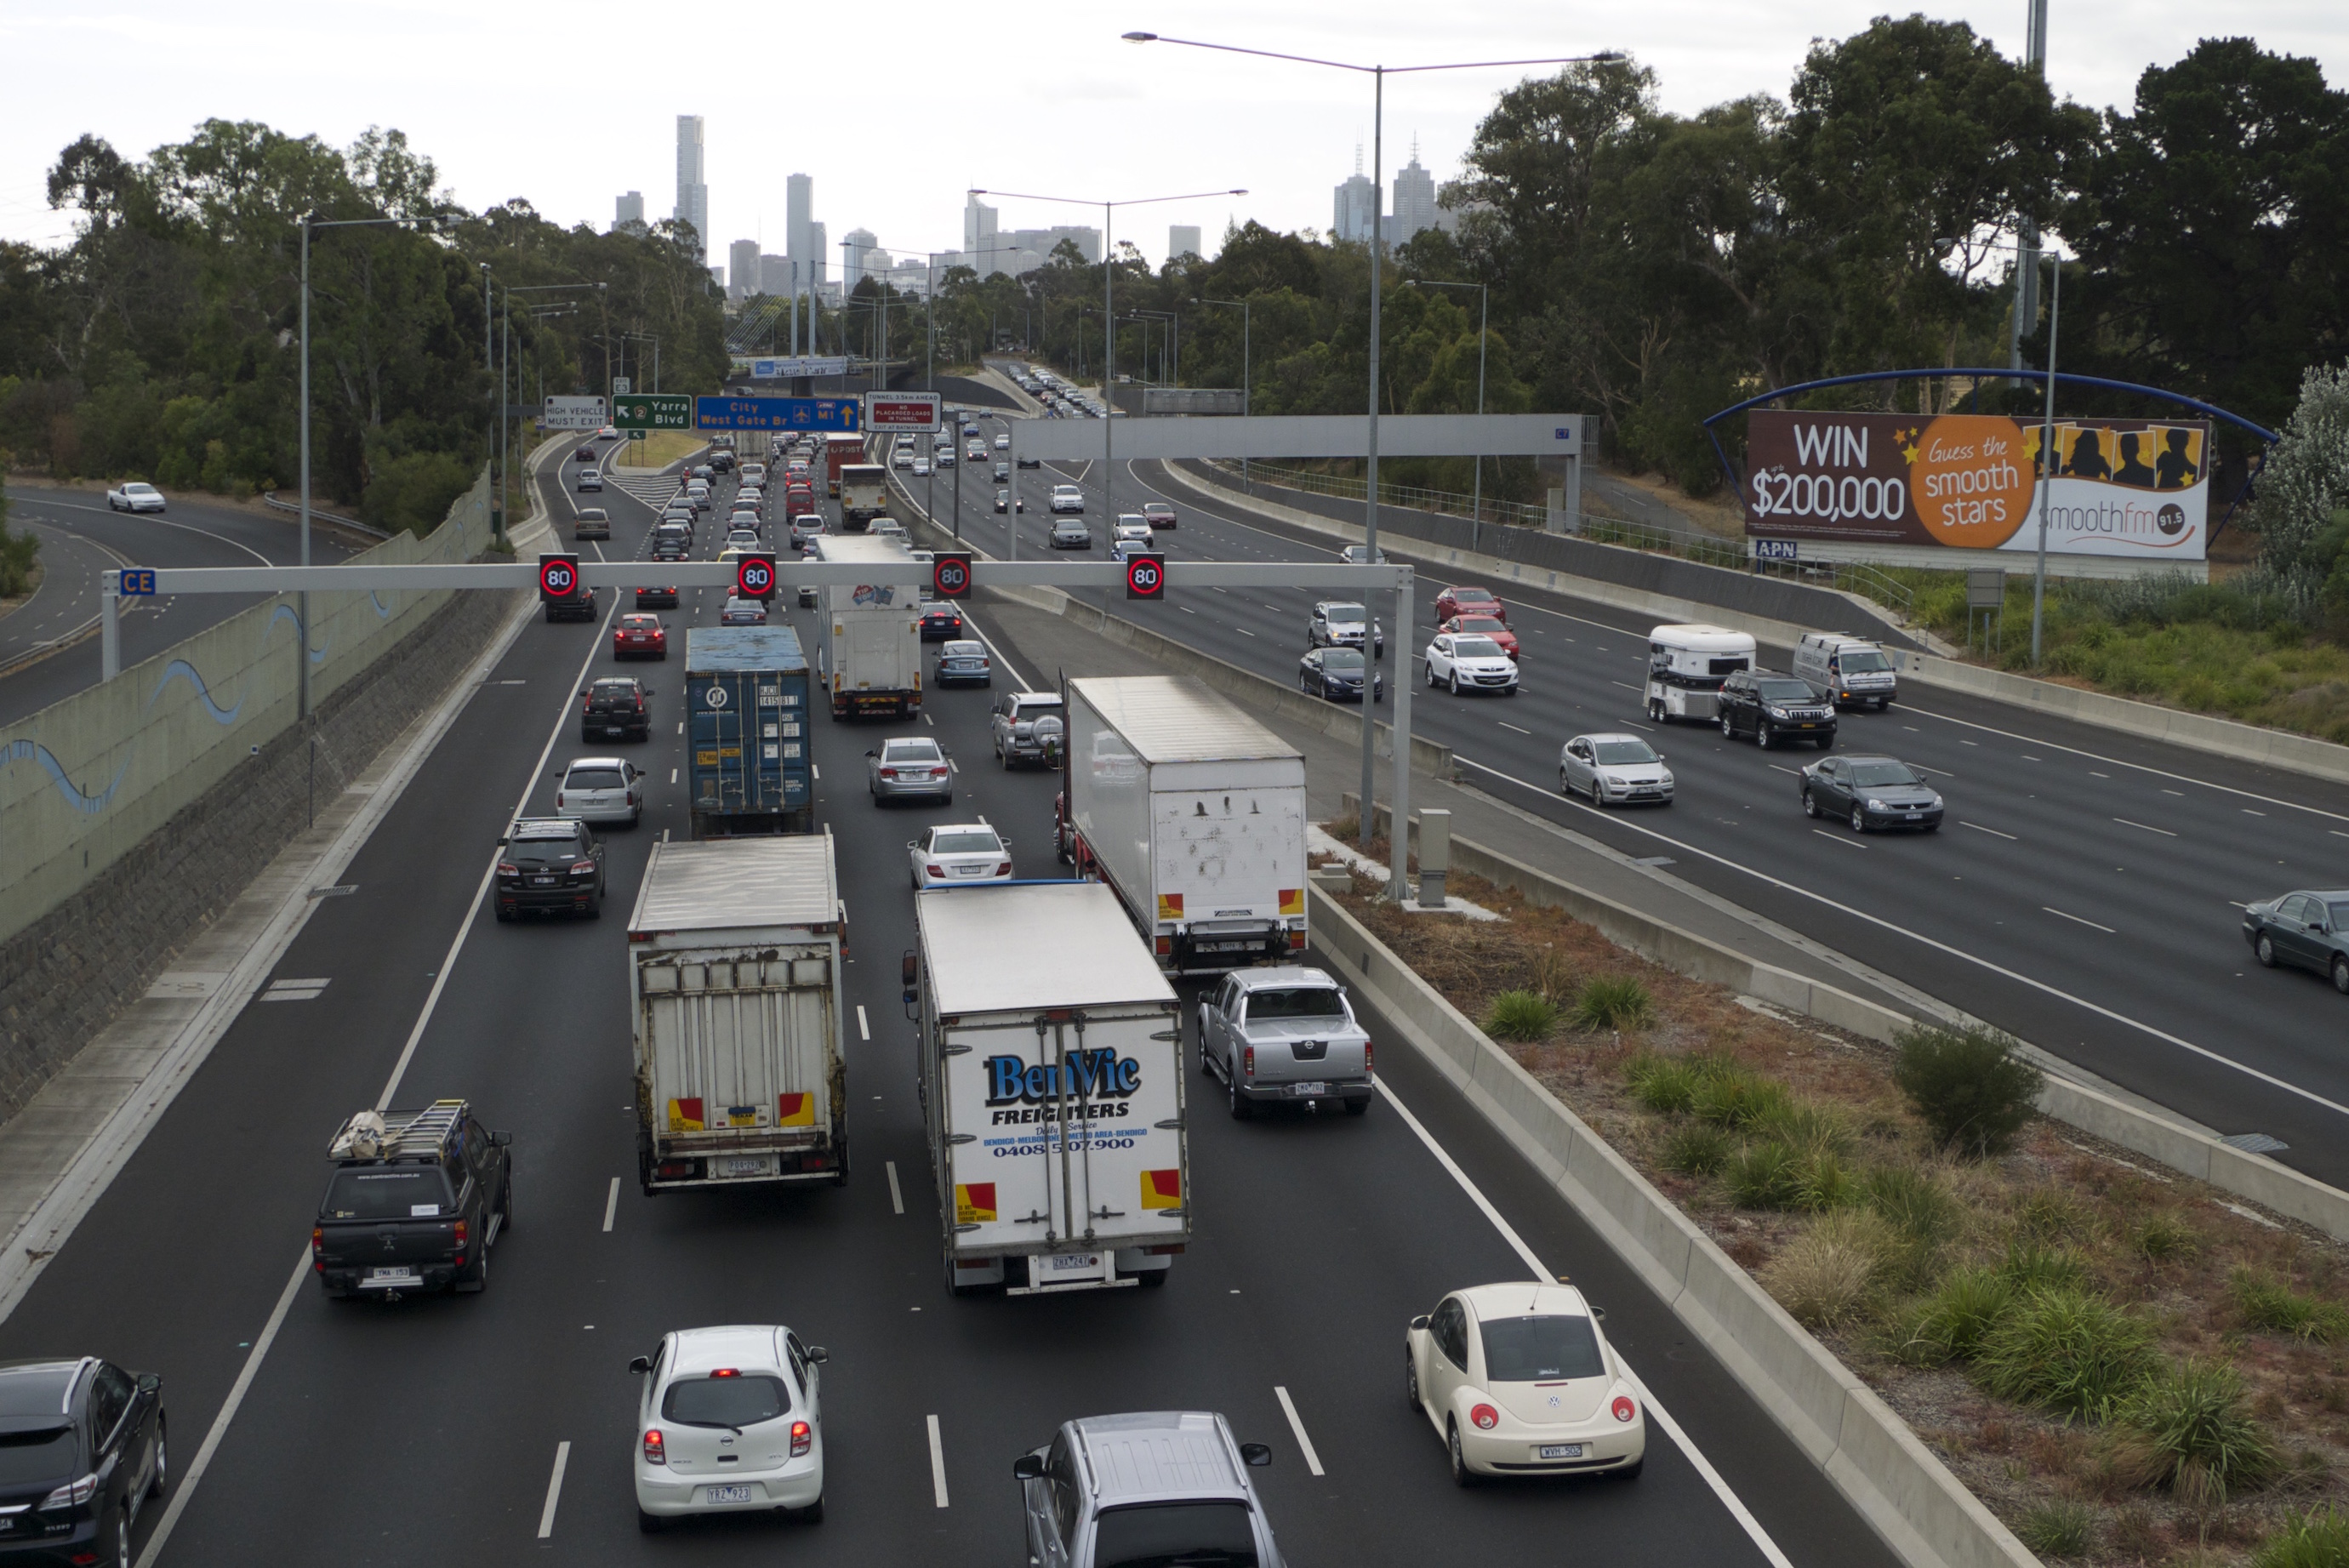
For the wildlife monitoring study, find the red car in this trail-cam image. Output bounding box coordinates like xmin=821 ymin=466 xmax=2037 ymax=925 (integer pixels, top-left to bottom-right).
xmin=613 ymin=613 xmax=667 ymax=659
xmin=1440 ymin=613 xmax=1519 ymax=660
xmin=1435 ymin=584 xmax=1506 ymax=624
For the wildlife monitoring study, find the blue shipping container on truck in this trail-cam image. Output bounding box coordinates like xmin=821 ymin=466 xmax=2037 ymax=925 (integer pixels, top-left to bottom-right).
xmin=685 ymin=626 xmax=815 ymax=838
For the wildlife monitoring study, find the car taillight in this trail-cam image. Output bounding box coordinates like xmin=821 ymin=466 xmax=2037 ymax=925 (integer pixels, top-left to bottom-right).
xmin=1612 ymin=1395 xmax=1637 ymax=1423
xmin=926 ymin=864 xmax=945 ymax=878
xmin=995 ymin=862 xmax=1012 ymax=875
xmin=38 ymin=1473 xmax=97 ymax=1510
xmin=880 ymin=767 xmax=897 ymax=779
xmin=497 ymin=862 xmax=519 ymax=876
xmin=569 ymin=862 xmax=596 ymax=875
xmin=790 ymin=1420 xmax=812 ymax=1457
xmin=556 ymin=793 xmax=565 ymax=808
xmin=582 ymin=695 xmax=592 ymax=712
xmin=1471 ymin=1404 xmax=1499 ymax=1431
xmin=1243 ymin=1046 xmax=1255 ymax=1080
xmin=642 ymin=1428 xmax=666 ymax=1464
xmin=1364 ymin=1041 xmax=1375 ymax=1077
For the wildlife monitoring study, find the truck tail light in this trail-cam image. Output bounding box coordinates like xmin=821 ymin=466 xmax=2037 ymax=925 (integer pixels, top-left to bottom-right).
xmin=311 ymin=1227 xmax=325 ymax=1271
xmin=1471 ymin=1404 xmax=1499 ymax=1430
xmin=1154 ymin=936 xmax=1172 ymax=955
xmin=790 ymin=1420 xmax=812 ymax=1457
xmin=1612 ymin=1395 xmax=1637 ymax=1423
xmin=642 ymin=1428 xmax=666 ymax=1464
xmin=453 ymin=1218 xmax=468 ymax=1263
xmin=1289 ymin=929 xmax=1308 ymax=949
xmin=1243 ymin=1046 xmax=1255 ymax=1080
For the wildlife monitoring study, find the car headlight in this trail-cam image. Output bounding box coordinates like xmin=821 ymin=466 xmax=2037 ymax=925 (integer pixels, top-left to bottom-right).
xmin=1765 ymin=706 xmax=1790 ymax=719
xmin=1866 ymin=798 xmax=1888 ymax=811
xmin=1928 ymin=795 xmax=1943 ymax=810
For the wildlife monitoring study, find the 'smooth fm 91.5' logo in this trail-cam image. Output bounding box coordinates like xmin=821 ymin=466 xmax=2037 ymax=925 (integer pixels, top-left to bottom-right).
xmin=986 ymin=1049 xmax=1142 ymax=1105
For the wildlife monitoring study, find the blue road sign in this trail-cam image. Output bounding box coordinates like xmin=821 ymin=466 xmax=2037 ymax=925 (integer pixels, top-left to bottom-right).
xmin=694 ymin=396 xmax=861 ymax=433
xmin=1753 ymin=539 xmax=1799 ymax=562
xmin=118 ymin=568 xmax=157 ymax=596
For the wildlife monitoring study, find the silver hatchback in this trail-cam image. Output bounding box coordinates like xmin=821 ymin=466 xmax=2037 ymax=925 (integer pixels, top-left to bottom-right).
xmin=867 ymin=737 xmax=953 ymax=804
xmin=556 ymin=756 xmax=642 ymax=827
xmin=1015 ymin=1411 xmax=1282 ymax=1568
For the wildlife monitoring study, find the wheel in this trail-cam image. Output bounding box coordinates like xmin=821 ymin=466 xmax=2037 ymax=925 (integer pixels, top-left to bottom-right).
xmin=1426 ymin=662 xmax=1439 ymax=688
xmin=1228 ymin=1067 xmax=1253 ymax=1120
xmin=1850 ymin=806 xmax=1867 ymax=834
xmin=108 ymin=1505 xmax=130 ymax=1568
xmin=456 ymin=1247 xmax=489 ymax=1294
xmin=1719 ymin=711 xmax=1733 ymax=738
xmin=911 ymin=866 xmax=921 ymax=889
xmin=584 ymin=891 xmax=603 ymax=920
xmin=1449 ymin=672 xmax=1462 ymax=697
xmin=798 ymin=1495 xmax=824 ymax=1525
xmin=638 ymin=1508 xmax=666 ymax=1534
xmin=1758 ymin=721 xmax=1775 ymax=750
xmin=494 ymin=907 xmax=514 ymax=923
xmin=1816 ymin=733 xmax=1836 ymax=750
xmin=2334 ymin=954 xmax=2349 ymax=995
xmin=939 ymin=790 xmax=952 ymax=806
xmin=1447 ymin=1421 xmax=1478 ymax=1487
xmin=1591 ymin=777 xmax=1607 ymax=808
xmin=999 ymin=745 xmax=1011 ymax=769
xmin=1344 ymin=1097 xmax=1370 ymax=1117
xmin=1558 ymin=768 xmax=1571 ymax=795
xmin=1648 ymin=698 xmax=1664 ymax=722
xmin=1406 ymin=1348 xmax=1423 ymax=1413
xmin=146 ymin=1417 xmax=168 ymax=1501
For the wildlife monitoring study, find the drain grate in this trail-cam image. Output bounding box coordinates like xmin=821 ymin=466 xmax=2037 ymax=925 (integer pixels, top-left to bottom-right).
xmin=2219 ymin=1132 xmax=2289 ymax=1155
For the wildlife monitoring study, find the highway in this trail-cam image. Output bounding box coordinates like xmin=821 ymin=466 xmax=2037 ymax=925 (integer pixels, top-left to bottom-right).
xmin=910 ymin=400 xmax=2349 ymax=1192
xmin=1 ymin=439 xmax=1893 ymax=1565
xmin=0 ymin=482 xmax=357 ymax=727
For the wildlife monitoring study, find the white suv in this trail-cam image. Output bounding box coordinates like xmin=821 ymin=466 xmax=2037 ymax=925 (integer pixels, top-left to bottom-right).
xmin=632 ymin=1325 xmax=828 ymax=1530
xmin=1050 ymin=486 xmax=1086 ymax=515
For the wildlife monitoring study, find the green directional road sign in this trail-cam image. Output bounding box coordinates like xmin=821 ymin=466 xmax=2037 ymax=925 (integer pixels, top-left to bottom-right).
xmin=613 ymin=393 xmax=693 ymax=430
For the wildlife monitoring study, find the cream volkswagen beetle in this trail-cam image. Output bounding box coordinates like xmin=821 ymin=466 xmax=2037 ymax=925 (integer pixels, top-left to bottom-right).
xmin=1405 ymin=1281 xmax=1646 ymax=1484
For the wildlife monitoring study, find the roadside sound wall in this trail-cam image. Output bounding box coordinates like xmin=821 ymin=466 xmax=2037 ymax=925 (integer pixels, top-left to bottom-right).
xmin=0 ymin=473 xmax=491 ymax=949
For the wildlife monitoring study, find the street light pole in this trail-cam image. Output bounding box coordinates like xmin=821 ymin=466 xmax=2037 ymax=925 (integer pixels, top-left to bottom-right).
xmin=2032 ymin=253 xmax=2062 ymax=669
xmin=1410 ymin=277 xmax=1489 ymax=550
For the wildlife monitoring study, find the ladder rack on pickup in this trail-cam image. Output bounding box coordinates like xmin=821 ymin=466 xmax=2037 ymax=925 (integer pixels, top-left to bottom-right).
xmin=329 ymin=1099 xmax=468 ymax=1161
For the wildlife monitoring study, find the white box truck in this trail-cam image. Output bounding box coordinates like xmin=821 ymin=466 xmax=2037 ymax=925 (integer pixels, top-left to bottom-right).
xmin=628 ymin=835 xmax=849 ymax=1195
xmin=1054 ymin=676 xmax=1308 ymax=974
xmin=912 ymin=881 xmax=1188 ymax=1296
xmin=810 ymin=533 xmax=924 ymax=719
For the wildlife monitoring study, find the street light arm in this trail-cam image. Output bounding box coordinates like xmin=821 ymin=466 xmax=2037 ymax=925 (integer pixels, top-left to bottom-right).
xmin=1124 ymin=31 xmax=1620 ymax=74
xmin=969 ymin=187 xmax=1246 ymax=209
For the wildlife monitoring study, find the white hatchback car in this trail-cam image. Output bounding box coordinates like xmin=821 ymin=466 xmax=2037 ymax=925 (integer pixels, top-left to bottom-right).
xmin=105 ymin=481 xmax=166 ymax=513
xmin=1406 ymin=1281 xmax=1645 ymax=1485
xmin=909 ymin=823 xmax=1012 ymax=888
xmin=555 ymin=756 xmax=643 ymax=827
xmin=1424 ymin=633 xmax=1520 ymax=697
xmin=631 ymin=1324 xmax=827 ymax=1530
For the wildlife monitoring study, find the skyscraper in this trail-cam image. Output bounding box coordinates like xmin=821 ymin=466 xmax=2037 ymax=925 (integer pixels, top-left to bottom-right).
xmin=728 ymin=239 xmax=761 ymax=301
xmin=842 ymin=229 xmax=882 ymax=286
xmin=1391 ymin=141 xmax=1438 ymax=242
xmin=805 ymin=221 xmax=827 ymax=286
xmin=1332 ymin=142 xmax=1379 ymax=244
xmin=965 ymin=193 xmax=999 ymax=265
xmin=614 ymin=191 xmax=645 ymax=231
xmin=674 ymin=116 xmax=709 ymax=261
xmin=785 ymin=174 xmax=813 ymax=289
xmin=1168 ymin=225 xmax=1202 ymax=262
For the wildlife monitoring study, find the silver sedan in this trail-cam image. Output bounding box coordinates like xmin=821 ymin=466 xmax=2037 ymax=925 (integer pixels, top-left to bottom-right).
xmin=909 ymin=824 xmax=1012 ymax=888
xmin=1558 ymin=733 xmax=1674 ymax=807
xmin=867 ymin=737 xmax=953 ymax=804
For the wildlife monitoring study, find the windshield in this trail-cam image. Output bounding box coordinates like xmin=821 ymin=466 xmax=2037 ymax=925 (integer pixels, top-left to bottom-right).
xmin=1246 ymin=987 xmax=1347 ymax=1021
xmin=1320 ymin=649 xmax=1365 ymax=670
xmin=1323 ymin=604 xmax=1365 ymax=624
xmin=662 ymin=1374 xmax=790 ymax=1428
xmin=566 ymin=767 xmax=624 ymax=790
xmin=1837 ymin=650 xmax=1891 ymax=672
xmin=1846 ymin=762 xmax=1923 ymax=788
xmin=931 ymin=831 xmax=1002 ymax=854
xmin=506 ymin=838 xmax=582 ymax=869
xmin=1451 ymin=637 xmax=1504 ymax=659
xmin=1592 ymin=740 xmax=1659 ymax=766
xmin=0 ymin=1428 xmax=72 ymax=1486
xmin=884 ymin=741 xmax=943 ymax=762
xmin=1092 ymin=1501 xmax=1258 ymax=1568
xmin=322 ymin=1167 xmax=453 ymax=1221
xmin=1758 ymin=680 xmax=1816 ymax=703
xmin=1480 ymin=1314 xmax=1606 ymax=1382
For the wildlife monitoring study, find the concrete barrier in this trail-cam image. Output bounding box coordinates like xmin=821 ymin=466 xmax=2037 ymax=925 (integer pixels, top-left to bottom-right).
xmin=1307 ymin=888 xmax=2040 ymax=1568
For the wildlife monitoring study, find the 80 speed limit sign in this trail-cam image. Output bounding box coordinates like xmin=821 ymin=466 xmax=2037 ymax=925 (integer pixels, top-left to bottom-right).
xmin=1123 ymin=551 xmax=1166 ymax=601
xmin=734 ymin=551 xmax=778 ymax=600
xmin=538 ymin=552 xmax=579 ymax=601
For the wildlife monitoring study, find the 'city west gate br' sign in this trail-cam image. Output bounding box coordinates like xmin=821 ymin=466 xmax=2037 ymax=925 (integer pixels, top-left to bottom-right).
xmin=1742 ymin=409 xmax=2211 ymax=561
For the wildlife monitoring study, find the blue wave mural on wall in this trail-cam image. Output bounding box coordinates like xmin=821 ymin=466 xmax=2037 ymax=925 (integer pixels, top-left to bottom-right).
xmin=146 ymin=659 xmax=245 ymax=724
xmin=3 ymin=738 xmax=132 ymax=815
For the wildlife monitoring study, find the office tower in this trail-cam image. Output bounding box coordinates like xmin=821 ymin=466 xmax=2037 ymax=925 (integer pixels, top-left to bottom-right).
xmin=1168 ymin=225 xmax=1202 ymax=262
xmin=615 ymin=191 xmax=645 ymax=231
xmin=806 ymin=221 xmax=827 ymax=285
xmin=1333 ymin=141 xmax=1380 ymax=244
xmin=842 ymin=229 xmax=881 ymax=285
xmin=1391 ymin=140 xmax=1438 ymax=241
xmin=728 ymin=239 xmax=761 ymax=301
xmin=965 ymin=193 xmax=1000 ymax=274
xmin=674 ymin=116 xmax=709 ymax=260
xmin=761 ymin=254 xmax=790 ymax=294
xmin=785 ymin=173 xmax=813 ymax=288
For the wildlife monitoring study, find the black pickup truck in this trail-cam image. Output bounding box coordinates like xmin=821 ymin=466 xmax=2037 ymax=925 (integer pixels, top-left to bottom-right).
xmin=312 ymin=1100 xmax=512 ymax=1299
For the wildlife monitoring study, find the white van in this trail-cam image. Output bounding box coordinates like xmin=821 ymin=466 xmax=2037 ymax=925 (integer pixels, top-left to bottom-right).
xmin=1793 ymin=633 xmax=1899 ymax=710
xmin=1645 ymin=624 xmax=1756 ymax=724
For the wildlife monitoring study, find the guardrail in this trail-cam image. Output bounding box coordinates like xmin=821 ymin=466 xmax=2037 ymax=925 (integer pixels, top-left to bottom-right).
xmin=259 ymin=492 xmax=390 ymax=540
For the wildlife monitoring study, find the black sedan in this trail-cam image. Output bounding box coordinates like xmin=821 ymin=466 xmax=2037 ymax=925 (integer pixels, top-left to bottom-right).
xmin=1300 ymin=647 xmax=1384 ymax=704
xmin=0 ymin=1358 xmax=165 ymax=1567
xmin=634 ymin=585 xmax=680 ymax=609
xmin=2244 ymin=889 xmax=2349 ymax=993
xmin=1799 ymin=755 xmax=1942 ymax=832
xmin=920 ymin=603 xmax=966 ymax=641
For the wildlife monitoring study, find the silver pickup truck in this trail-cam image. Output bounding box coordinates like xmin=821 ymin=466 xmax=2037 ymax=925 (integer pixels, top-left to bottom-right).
xmin=1017 ymin=1411 xmax=1281 ymax=1568
xmin=1195 ymin=966 xmax=1374 ymax=1119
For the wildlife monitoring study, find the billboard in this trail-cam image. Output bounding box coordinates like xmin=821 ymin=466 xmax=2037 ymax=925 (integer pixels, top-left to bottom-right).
xmin=1742 ymin=410 xmax=2211 ymax=561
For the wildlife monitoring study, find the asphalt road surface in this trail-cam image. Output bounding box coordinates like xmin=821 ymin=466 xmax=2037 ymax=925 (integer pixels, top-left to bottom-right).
xmin=909 ymin=413 xmax=2349 ymax=1192
xmin=0 ymin=483 xmax=357 ymax=727
xmin=3 ymin=441 xmax=1891 ymax=1566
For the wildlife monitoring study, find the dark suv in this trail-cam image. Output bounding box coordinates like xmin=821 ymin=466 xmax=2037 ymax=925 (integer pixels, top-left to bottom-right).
xmin=495 ymin=817 xmax=607 ymax=920
xmin=583 ymin=676 xmax=653 ymax=743
xmin=1717 ymin=670 xmax=1837 ymax=750
xmin=0 ymin=1358 xmax=166 ymax=1568
xmin=544 ymin=584 xmax=599 ymax=624
xmin=312 ymin=1100 xmax=512 ymax=1298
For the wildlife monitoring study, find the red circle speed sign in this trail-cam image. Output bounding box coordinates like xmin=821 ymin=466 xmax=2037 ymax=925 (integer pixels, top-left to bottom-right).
xmin=539 ymin=556 xmax=578 ymax=598
xmin=932 ymin=552 xmax=972 ymax=599
xmin=736 ymin=554 xmax=776 ymax=599
xmin=1124 ymin=552 xmax=1165 ymax=600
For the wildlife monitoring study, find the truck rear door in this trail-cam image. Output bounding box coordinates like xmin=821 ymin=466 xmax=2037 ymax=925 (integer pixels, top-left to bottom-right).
xmin=641 ymin=948 xmax=835 ymax=1177
xmin=1156 ymin=784 xmax=1305 ymax=955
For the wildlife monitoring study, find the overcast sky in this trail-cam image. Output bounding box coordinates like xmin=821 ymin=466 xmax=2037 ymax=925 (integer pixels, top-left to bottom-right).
xmin=3 ymin=0 xmax=2343 ymax=272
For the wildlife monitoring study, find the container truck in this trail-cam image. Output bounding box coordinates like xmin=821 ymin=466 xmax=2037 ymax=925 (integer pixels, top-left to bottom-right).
xmin=629 ymin=835 xmax=849 ymax=1195
xmin=910 ymin=881 xmax=1188 ymax=1295
xmin=685 ymin=626 xmax=814 ymax=837
xmin=824 ymin=431 xmax=864 ymax=497
xmin=812 ymin=534 xmax=924 ymax=719
xmin=839 ymin=465 xmax=889 ymax=528
xmin=1054 ymin=676 xmax=1308 ymax=974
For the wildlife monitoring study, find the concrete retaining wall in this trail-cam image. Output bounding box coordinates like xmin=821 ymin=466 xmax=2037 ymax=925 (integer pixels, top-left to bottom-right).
xmin=0 ymin=473 xmax=492 ymax=948
xmin=1306 ymin=888 xmax=2038 ymax=1568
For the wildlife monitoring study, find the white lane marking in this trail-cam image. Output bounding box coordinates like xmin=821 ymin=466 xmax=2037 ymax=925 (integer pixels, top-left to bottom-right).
xmin=1497 ymin=721 xmax=1531 ymax=735
xmin=1372 ymin=1080 xmax=1793 ymax=1568
xmin=1450 ymin=752 xmax=2349 ymax=1122
xmin=924 ymin=711 xmax=935 ymax=726
xmin=676 ymin=721 xmax=683 ymax=735
xmin=813 ymin=763 xmax=821 ymax=781
xmin=1961 ymin=739 xmax=1979 ymax=746
xmin=927 ymin=1414 xmax=950 ymax=1507
xmin=1811 ymin=829 xmax=1867 ymax=849
xmin=1274 ymin=1386 xmax=1326 ymax=1477
xmin=2165 ymin=789 xmax=2187 ymax=796
xmin=887 ymin=1160 xmax=905 ymax=1215
xmin=670 ymin=767 xmax=677 ymax=784
xmin=537 ymin=1440 xmax=572 ymax=1539
xmin=2244 ymin=808 xmax=2267 ymax=817
xmin=858 ymin=1005 xmax=870 ymax=1041
xmin=2044 ymin=906 xmax=2118 ymax=933
xmin=131 ymin=1252 xmax=309 ymax=1568
xmin=1765 ymin=765 xmax=1799 ymax=777
xmin=602 ymin=1177 xmax=620 ymax=1233
xmin=1959 ymin=821 xmax=2018 ymax=841
xmin=2090 ymin=771 xmax=2110 ymax=778
xmin=1609 ymin=681 xmax=1639 ymax=691
xmin=1236 ymin=627 xmax=1257 ymax=636
xmin=2113 ymin=817 xmax=2177 ymax=838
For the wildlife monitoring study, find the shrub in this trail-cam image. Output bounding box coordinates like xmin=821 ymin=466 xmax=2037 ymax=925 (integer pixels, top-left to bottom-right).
xmin=2017 ymin=1498 xmax=2096 ymax=1559
xmin=1692 ymin=1069 xmax=1795 ymax=1131
xmin=1893 ymin=1023 xmax=2043 ymax=1155
xmin=1571 ymin=974 xmax=1655 ymax=1032
xmin=1531 ymin=948 xmax=1577 ymax=1006
xmin=1792 ymin=1148 xmax=1862 ymax=1212
xmin=1764 ymin=1212 xmax=1889 ymax=1327
xmin=1482 ymin=989 xmax=1559 ymax=1043
xmin=1863 ymin=1166 xmax=1961 ymax=1287
xmin=1890 ymin=1267 xmax=2015 ymax=1366
xmin=1662 ymin=1122 xmax=1732 ymax=1177
xmin=2231 ymin=1268 xmax=2349 ymax=1343
xmin=2111 ymin=1356 xmax=2278 ymax=1509
xmin=1753 ymin=1098 xmax=1854 ymax=1159
xmin=1974 ymin=1287 xmax=2158 ymax=1423
xmin=2256 ymin=1508 xmax=2349 ymax=1568
xmin=2000 ymin=1241 xmax=2088 ymax=1294
xmin=2131 ymin=1212 xmax=2203 ymax=1263
xmin=1725 ymin=1142 xmax=1802 ymax=1209
xmin=1624 ymin=1052 xmax=1702 ymax=1115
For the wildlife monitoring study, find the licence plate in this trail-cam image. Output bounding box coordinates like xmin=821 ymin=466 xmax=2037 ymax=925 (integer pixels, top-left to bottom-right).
xmin=1906 ymin=811 xmax=1921 ymax=819
xmin=1539 ymin=1444 xmax=1585 ymax=1460
xmin=605 ymin=727 xmax=625 ymax=736
xmin=705 ymin=1485 xmax=753 ymax=1504
xmin=1200 ymin=940 xmax=1251 ymax=952
xmin=722 ymin=1155 xmax=770 ymax=1176
xmin=1049 ymin=1252 xmax=1100 ymax=1274
xmin=1290 ymin=1081 xmax=1330 ymax=1097
xmin=530 ymin=876 xmax=555 ymax=887
xmin=364 ymin=1268 xmax=418 ymax=1286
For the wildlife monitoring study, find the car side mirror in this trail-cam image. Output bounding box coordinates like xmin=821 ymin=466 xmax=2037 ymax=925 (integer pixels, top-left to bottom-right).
xmin=496 ymin=837 xmax=510 ymax=847
xmin=629 ymin=1356 xmax=652 ymax=1375
xmin=865 ymin=750 xmax=878 ymax=758
xmin=137 ymin=1373 xmax=161 ymax=1395
xmin=1411 ymin=1314 xmax=1431 ymax=1331
xmin=806 ymin=1346 xmax=829 ymax=1365
xmin=641 ymin=686 xmax=654 ymax=695
xmin=493 ymin=1130 xmax=513 ymax=1148
xmin=1012 ymin=1455 xmax=1046 ymax=1481
xmin=1239 ymin=1443 xmax=1273 ymax=1468
xmin=1591 ymin=1305 xmax=1607 ymax=1320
